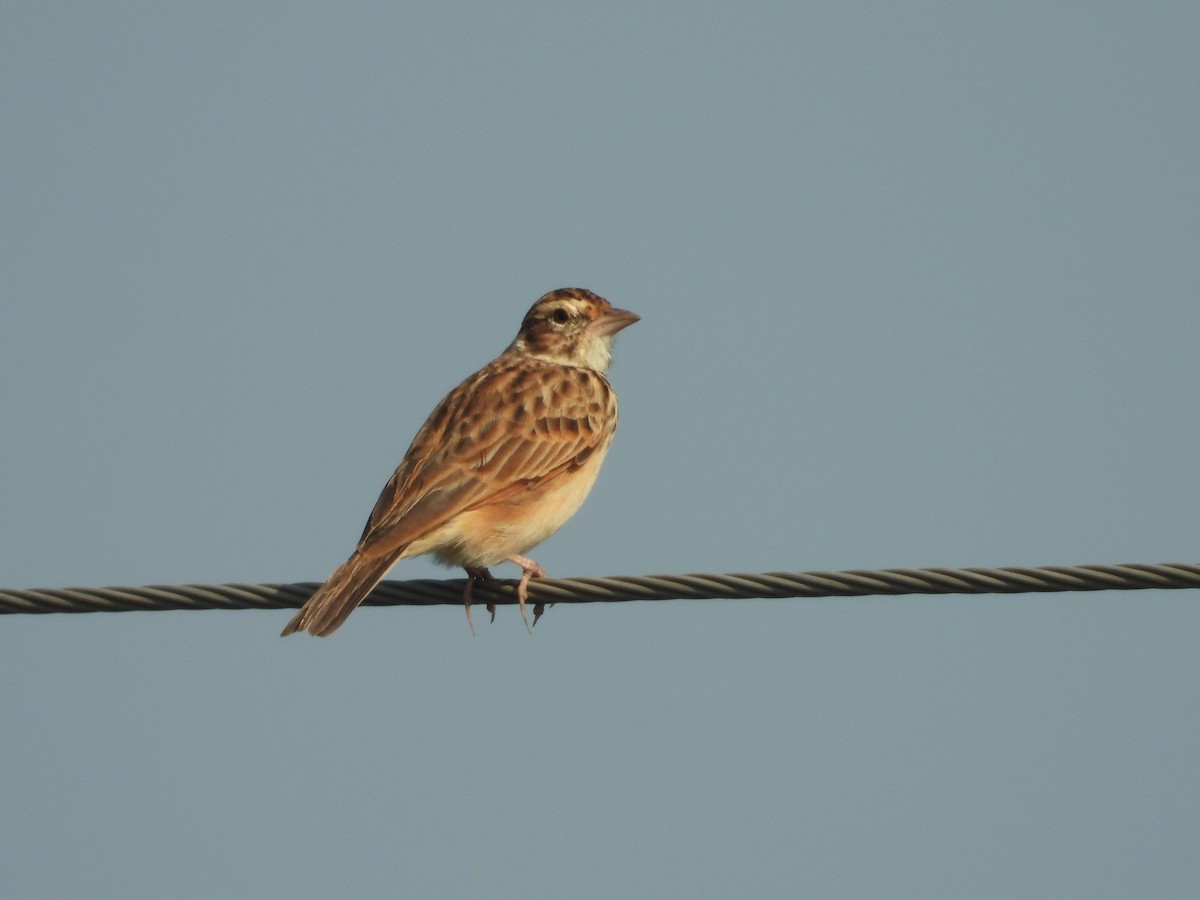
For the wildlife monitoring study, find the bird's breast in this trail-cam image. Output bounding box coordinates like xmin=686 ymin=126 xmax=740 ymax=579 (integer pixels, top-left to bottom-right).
xmin=428 ymin=436 xmax=613 ymax=569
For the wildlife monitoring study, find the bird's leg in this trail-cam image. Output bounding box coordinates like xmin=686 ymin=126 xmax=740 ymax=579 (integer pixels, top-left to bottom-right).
xmin=507 ymin=554 xmax=547 ymax=634
xmin=462 ymin=566 xmax=495 ymax=635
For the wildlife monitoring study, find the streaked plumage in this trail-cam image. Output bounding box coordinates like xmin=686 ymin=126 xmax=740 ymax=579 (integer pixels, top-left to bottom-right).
xmin=281 ymin=288 xmax=638 ymax=637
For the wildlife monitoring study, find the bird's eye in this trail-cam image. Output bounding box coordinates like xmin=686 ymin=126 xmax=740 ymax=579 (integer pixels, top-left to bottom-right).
xmin=551 ymin=308 xmax=571 ymax=324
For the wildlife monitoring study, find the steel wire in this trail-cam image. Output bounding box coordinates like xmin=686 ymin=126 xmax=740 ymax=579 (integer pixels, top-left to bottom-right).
xmin=2 ymin=562 xmax=1197 ymax=617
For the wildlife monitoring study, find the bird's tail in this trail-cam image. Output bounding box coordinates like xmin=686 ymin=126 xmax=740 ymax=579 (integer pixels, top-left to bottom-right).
xmin=281 ymin=552 xmax=396 ymax=637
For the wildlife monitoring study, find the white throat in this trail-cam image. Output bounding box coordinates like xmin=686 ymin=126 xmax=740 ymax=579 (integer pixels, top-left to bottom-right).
xmin=511 ymin=333 xmax=614 ymax=373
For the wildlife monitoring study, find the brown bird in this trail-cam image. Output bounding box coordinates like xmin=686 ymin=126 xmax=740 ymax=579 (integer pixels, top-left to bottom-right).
xmin=281 ymin=288 xmax=639 ymax=637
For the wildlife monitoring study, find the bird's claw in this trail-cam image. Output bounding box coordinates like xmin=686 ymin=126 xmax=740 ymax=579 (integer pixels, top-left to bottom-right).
xmin=464 ymin=560 xmax=552 ymax=633
xmin=508 ymin=554 xmax=547 ymax=634
xmin=463 ymin=566 xmax=496 ymax=635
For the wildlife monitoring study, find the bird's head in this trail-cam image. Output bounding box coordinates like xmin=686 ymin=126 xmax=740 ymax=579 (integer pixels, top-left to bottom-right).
xmin=510 ymin=288 xmax=639 ymax=372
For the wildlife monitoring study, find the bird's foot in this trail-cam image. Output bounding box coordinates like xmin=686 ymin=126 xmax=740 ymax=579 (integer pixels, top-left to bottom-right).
xmin=507 ymin=554 xmax=547 ymax=634
xmin=462 ymin=566 xmax=496 ymax=635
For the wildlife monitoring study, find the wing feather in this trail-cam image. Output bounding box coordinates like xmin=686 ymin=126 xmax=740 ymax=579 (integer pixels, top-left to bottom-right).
xmin=355 ymin=358 xmax=615 ymax=559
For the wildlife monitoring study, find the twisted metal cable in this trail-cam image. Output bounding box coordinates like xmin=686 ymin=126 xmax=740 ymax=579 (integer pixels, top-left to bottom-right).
xmin=1 ymin=562 xmax=1197 ymax=617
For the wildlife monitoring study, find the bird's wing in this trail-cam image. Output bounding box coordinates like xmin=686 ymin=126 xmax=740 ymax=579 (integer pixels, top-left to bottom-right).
xmin=354 ymin=359 xmax=615 ymax=560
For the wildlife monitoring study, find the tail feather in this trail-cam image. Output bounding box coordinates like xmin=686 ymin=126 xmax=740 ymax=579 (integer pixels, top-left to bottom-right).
xmin=281 ymin=553 xmax=396 ymax=637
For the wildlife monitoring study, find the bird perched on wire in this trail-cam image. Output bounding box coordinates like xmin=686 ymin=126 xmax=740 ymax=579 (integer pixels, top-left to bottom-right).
xmin=281 ymin=288 xmax=639 ymax=637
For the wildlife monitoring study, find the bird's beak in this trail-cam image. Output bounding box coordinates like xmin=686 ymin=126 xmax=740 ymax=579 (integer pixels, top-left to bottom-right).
xmin=592 ymin=307 xmax=640 ymax=337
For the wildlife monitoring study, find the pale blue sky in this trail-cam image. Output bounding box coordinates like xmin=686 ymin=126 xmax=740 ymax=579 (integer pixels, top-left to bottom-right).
xmin=3 ymin=3 xmax=1199 ymax=898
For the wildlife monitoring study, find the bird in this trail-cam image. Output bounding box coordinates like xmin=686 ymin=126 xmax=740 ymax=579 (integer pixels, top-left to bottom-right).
xmin=281 ymin=287 xmax=639 ymax=637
